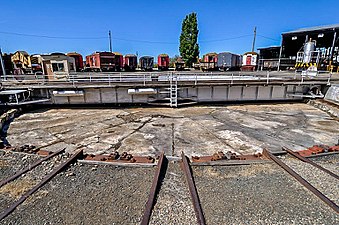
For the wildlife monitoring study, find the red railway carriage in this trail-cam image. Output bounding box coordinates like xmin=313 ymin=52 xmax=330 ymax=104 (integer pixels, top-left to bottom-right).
xmin=113 ymin=52 xmax=123 ymax=71
xmin=124 ymin=54 xmax=137 ymax=71
xmin=85 ymin=52 xmax=115 ymax=72
xmin=203 ymin=52 xmax=218 ymax=63
xmin=67 ymin=52 xmax=84 ymax=72
xmin=157 ymin=54 xmax=170 ymax=71
xmin=200 ymin=52 xmax=218 ymax=71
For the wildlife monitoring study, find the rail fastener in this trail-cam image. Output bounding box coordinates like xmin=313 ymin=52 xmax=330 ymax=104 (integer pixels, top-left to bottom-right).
xmin=263 ymin=148 xmax=339 ymax=213
xmin=0 ymin=149 xmax=83 ymax=220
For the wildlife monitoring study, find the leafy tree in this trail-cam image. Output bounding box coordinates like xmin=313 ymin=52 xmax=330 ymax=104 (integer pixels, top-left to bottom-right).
xmin=179 ymin=13 xmax=199 ymax=67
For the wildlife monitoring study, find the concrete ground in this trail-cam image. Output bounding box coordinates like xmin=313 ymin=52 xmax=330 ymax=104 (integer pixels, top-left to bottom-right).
xmin=6 ymin=103 xmax=339 ymax=157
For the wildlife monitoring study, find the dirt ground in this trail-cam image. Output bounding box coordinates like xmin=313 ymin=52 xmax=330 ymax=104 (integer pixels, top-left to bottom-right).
xmin=5 ymin=103 xmax=339 ymax=157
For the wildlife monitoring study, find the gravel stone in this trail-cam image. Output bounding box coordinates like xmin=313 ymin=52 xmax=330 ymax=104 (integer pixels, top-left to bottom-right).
xmin=282 ymin=155 xmax=339 ymax=205
xmin=310 ymin=154 xmax=339 ymax=175
xmin=1 ymin=163 xmax=154 ymax=225
xmin=193 ymin=163 xmax=339 ymax=224
xmin=149 ymin=161 xmax=196 ymax=225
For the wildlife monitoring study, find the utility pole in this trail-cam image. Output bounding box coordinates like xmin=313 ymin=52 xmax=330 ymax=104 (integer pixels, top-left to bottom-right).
xmin=251 ymin=26 xmax=257 ymax=52
xmin=109 ymin=30 xmax=112 ymax=52
xmin=0 ymin=47 xmax=6 ymax=79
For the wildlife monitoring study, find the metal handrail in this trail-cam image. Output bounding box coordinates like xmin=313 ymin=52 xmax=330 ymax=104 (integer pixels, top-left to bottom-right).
xmin=0 ymin=71 xmax=333 ymax=86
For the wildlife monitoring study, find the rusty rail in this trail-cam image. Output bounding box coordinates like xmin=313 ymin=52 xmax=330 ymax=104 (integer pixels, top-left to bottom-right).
xmin=0 ymin=149 xmax=83 ymax=220
xmin=283 ymin=147 xmax=339 ymax=180
xmin=181 ymin=152 xmax=206 ymax=225
xmin=263 ymin=149 xmax=339 ymax=213
xmin=141 ymin=152 xmax=165 ymax=225
xmin=0 ymin=148 xmax=65 ymax=188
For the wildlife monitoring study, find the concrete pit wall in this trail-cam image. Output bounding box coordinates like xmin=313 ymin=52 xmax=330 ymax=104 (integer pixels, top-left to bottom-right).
xmin=47 ymin=84 xmax=306 ymax=105
xmin=0 ymin=109 xmax=21 ymax=147
xmin=325 ymin=84 xmax=339 ymax=103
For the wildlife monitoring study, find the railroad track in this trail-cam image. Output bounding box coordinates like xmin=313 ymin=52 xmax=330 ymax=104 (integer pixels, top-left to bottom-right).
xmin=0 ymin=149 xmax=83 ymax=220
xmin=141 ymin=151 xmax=205 ymax=225
xmin=0 ymin=149 xmax=337 ymax=224
xmin=263 ymin=148 xmax=339 ymax=213
xmin=142 ymin=150 xmax=338 ymax=224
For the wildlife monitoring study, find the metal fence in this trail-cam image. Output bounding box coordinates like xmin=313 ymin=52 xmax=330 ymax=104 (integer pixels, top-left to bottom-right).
xmin=0 ymin=71 xmax=333 ymax=86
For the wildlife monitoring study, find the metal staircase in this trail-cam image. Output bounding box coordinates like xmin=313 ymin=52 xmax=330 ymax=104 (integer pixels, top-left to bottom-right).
xmin=169 ymin=73 xmax=178 ymax=107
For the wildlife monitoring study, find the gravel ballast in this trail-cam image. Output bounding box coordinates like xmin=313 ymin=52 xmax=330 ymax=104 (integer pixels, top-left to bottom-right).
xmin=310 ymin=153 xmax=339 ymax=175
xmin=193 ymin=163 xmax=339 ymax=225
xmin=149 ymin=161 xmax=196 ymax=225
xmin=282 ymin=155 xmax=339 ymax=205
xmin=0 ymin=150 xmax=41 ymax=180
xmin=1 ymin=163 xmax=154 ymax=225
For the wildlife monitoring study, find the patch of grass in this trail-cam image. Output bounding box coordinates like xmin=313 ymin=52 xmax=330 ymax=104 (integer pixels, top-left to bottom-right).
xmin=0 ymin=177 xmax=36 ymax=199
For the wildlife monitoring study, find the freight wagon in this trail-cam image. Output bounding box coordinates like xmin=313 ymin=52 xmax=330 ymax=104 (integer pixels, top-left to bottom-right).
xmin=139 ymin=56 xmax=154 ymax=71
xmin=67 ymin=52 xmax=84 ymax=72
xmin=200 ymin=52 xmax=218 ymax=71
xmin=85 ymin=52 xmax=115 ymax=72
xmin=113 ymin=52 xmax=123 ymax=71
xmin=124 ymin=54 xmax=138 ymax=71
xmin=157 ymin=54 xmax=169 ymax=71
xmin=241 ymin=52 xmax=258 ymax=71
xmin=217 ymin=52 xmax=241 ymax=71
xmin=175 ymin=57 xmax=185 ymax=71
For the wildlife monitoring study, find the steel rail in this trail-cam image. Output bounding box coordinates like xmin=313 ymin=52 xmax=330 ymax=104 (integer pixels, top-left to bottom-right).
xmin=0 ymin=148 xmax=65 ymax=188
xmin=263 ymin=149 xmax=339 ymax=213
xmin=0 ymin=149 xmax=83 ymax=220
xmin=283 ymin=147 xmax=339 ymax=180
xmin=181 ymin=152 xmax=206 ymax=225
xmin=141 ymin=151 xmax=165 ymax=225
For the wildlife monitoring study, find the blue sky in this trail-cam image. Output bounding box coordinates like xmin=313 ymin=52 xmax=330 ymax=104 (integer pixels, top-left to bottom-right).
xmin=0 ymin=0 xmax=338 ymax=58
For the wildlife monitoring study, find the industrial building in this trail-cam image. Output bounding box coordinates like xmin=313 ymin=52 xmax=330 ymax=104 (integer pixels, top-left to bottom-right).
xmin=278 ymin=24 xmax=339 ymax=71
xmin=257 ymin=24 xmax=339 ymax=72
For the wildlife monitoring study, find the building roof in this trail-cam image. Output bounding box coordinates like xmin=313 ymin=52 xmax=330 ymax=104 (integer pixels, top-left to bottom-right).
xmin=283 ymin=24 xmax=339 ymax=35
xmin=257 ymin=46 xmax=281 ymax=50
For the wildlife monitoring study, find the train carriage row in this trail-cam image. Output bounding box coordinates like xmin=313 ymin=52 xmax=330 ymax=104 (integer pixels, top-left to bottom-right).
xmin=1 ymin=50 xmax=260 ymax=75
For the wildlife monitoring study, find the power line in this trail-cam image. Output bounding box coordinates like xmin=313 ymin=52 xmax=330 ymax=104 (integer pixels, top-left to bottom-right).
xmin=257 ymin=34 xmax=280 ymax=41
xmin=0 ymin=31 xmax=178 ymax=44
xmin=112 ymin=37 xmax=177 ymax=44
xmin=0 ymin=31 xmax=107 ymax=40
xmin=199 ymin=34 xmax=253 ymax=43
xmin=0 ymin=30 xmax=280 ymax=44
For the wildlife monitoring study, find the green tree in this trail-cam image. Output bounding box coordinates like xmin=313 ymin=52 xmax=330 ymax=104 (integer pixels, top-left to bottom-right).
xmin=179 ymin=13 xmax=199 ymax=68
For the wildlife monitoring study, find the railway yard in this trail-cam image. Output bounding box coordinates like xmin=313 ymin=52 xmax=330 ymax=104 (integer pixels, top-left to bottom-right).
xmin=0 ymin=99 xmax=338 ymax=224
xmin=1 ymin=5 xmax=339 ymax=224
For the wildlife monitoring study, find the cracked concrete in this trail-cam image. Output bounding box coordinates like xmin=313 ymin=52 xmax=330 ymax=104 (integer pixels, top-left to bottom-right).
xmin=5 ymin=103 xmax=339 ymax=157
